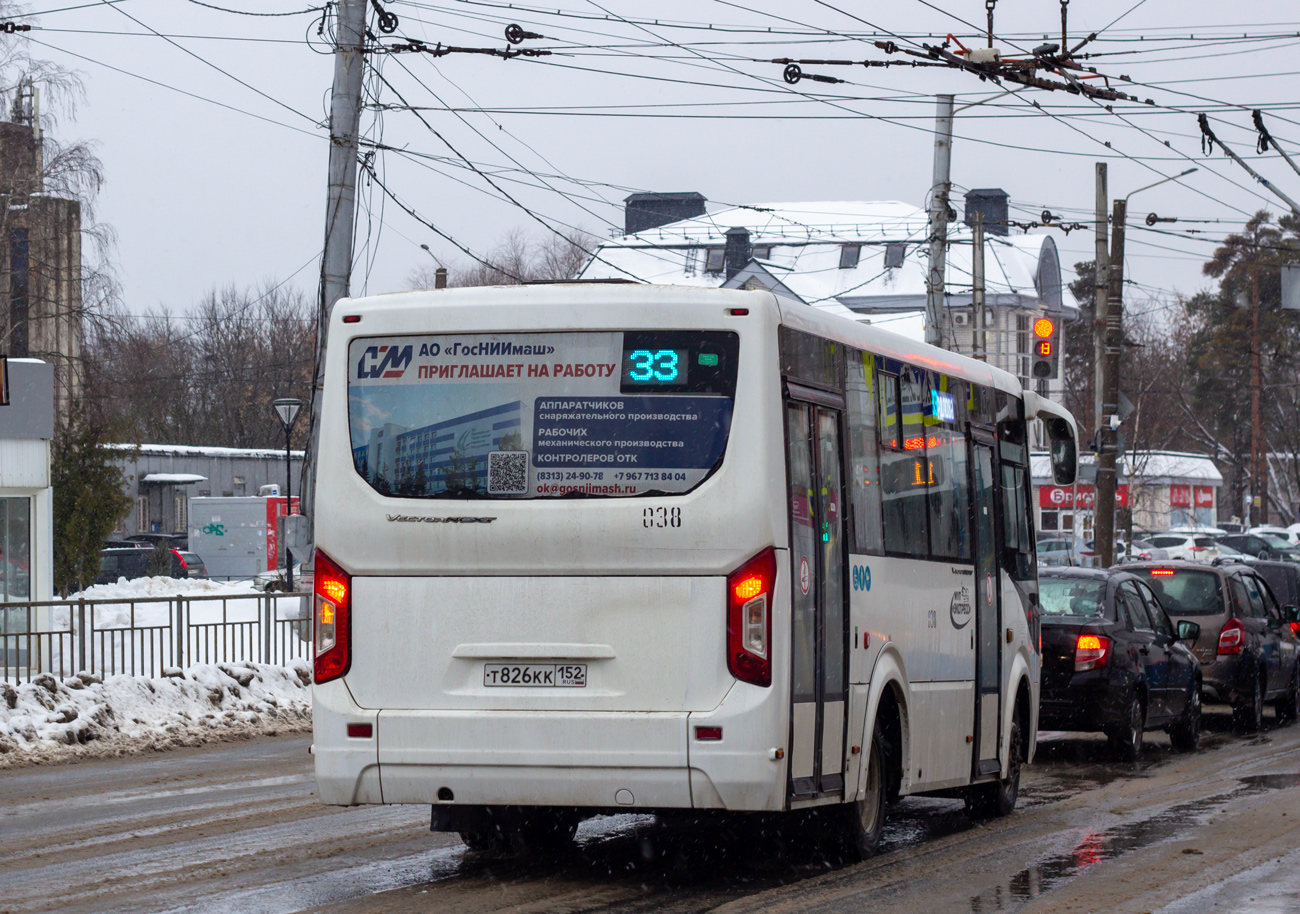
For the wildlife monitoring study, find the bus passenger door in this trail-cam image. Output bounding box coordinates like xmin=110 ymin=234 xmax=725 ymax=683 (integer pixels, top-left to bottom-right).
xmin=970 ymin=434 xmax=1002 ymax=778
xmin=785 ymin=396 xmax=848 ymax=798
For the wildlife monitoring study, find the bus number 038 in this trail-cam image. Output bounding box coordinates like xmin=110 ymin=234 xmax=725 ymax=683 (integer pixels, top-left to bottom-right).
xmin=643 ymin=507 xmax=681 ymax=528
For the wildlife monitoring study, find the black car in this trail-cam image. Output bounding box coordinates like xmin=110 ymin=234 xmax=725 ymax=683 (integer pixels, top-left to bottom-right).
xmin=96 ymin=546 xmax=207 ymax=584
xmin=126 ymin=533 xmax=190 ymax=551
xmin=1127 ymin=561 xmax=1300 ymax=731
xmin=1039 ymin=568 xmax=1202 ymax=759
xmin=1215 ymin=533 xmax=1300 ymax=563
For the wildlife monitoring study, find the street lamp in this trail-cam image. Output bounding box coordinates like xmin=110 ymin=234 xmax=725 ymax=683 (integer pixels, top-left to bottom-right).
xmin=420 ymin=243 xmax=448 ymax=289
xmin=272 ymin=397 xmax=302 ymax=590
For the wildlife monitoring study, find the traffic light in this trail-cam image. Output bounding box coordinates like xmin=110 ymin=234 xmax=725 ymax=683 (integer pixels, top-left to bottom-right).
xmin=1030 ymin=316 xmax=1060 ymax=380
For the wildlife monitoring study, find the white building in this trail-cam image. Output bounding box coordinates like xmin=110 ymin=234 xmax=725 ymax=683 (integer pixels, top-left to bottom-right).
xmin=1 ymin=359 xmax=53 ymax=671
xmin=579 ymin=193 xmax=1072 ymax=401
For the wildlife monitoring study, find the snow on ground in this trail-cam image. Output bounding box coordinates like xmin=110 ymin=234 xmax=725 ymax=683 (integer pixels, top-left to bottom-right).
xmin=0 ymin=659 xmax=312 ymax=767
xmin=60 ymin=575 xmax=273 ymax=627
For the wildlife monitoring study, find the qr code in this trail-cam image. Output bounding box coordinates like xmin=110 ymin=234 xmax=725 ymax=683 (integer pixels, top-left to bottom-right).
xmin=488 ymin=450 xmax=529 ymax=494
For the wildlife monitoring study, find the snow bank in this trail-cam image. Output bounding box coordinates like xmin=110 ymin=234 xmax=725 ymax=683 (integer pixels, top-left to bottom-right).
xmin=0 ymin=659 xmax=312 ymax=768
xmin=60 ymin=576 xmax=275 ymax=627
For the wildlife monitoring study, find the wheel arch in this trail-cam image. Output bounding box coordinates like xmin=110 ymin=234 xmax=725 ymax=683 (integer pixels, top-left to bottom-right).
xmin=856 ymin=646 xmax=910 ymax=803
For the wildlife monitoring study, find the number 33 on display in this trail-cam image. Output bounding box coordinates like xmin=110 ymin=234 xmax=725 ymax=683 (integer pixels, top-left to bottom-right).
xmin=628 ymin=349 xmax=679 ymax=382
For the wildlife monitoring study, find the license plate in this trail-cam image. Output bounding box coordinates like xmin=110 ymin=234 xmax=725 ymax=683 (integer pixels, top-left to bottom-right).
xmin=483 ymin=663 xmax=587 ymax=688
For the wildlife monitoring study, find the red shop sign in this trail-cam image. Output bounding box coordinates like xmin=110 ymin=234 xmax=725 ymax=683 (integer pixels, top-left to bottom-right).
xmin=1039 ymin=484 xmax=1129 ymax=509
xmin=1170 ymin=484 xmax=1192 ymax=508
xmin=1194 ymin=485 xmax=1215 ymax=507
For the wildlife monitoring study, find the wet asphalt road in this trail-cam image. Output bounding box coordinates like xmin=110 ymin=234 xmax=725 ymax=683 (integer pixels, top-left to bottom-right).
xmin=3 ymin=707 xmax=1300 ymax=914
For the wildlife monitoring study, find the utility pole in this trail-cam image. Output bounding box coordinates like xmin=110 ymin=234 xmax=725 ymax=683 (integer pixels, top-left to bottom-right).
xmin=1091 ymin=163 xmax=1109 ymax=556
xmin=302 ymin=0 xmax=367 ymax=524
xmin=1251 ymin=267 xmax=1266 ymax=525
xmin=972 ymin=211 xmax=987 ymax=361
xmin=1095 ymin=196 xmax=1126 ymax=569
xmin=926 ymin=94 xmax=954 ymax=349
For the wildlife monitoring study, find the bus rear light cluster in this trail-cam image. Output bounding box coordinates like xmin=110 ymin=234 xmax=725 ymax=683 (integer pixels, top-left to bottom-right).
xmin=314 ymin=549 xmax=353 ymax=683
xmin=727 ymin=548 xmax=776 ymax=687
xmin=1218 ymin=617 xmax=1244 ymax=655
xmin=1074 ymin=633 xmax=1110 ymax=671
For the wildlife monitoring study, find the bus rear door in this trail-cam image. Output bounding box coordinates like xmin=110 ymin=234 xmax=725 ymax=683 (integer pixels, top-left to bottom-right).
xmin=785 ymin=386 xmax=848 ymax=799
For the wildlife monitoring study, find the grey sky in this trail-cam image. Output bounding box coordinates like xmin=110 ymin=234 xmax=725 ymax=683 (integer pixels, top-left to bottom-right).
xmin=23 ymin=0 xmax=1300 ymax=316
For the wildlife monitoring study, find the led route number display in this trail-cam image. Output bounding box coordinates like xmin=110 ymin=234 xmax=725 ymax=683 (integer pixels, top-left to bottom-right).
xmin=622 ymin=348 xmax=688 ymax=386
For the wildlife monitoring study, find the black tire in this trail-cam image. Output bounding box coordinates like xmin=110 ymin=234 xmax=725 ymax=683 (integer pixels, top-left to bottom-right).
xmin=1110 ymin=692 xmax=1145 ymax=761
xmin=845 ymin=725 xmax=888 ymax=859
xmin=1234 ymin=667 xmax=1266 ymax=732
xmin=1169 ymin=681 xmax=1201 ymax=752
xmin=965 ymin=716 xmax=1023 ymax=819
xmin=1273 ymin=666 xmax=1300 ymax=726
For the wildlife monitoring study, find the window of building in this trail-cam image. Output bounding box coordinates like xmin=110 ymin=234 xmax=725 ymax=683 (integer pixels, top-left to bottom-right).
xmin=752 ymin=245 xmax=771 ymax=260
xmin=839 ymin=244 xmax=861 ymax=269
xmin=1040 ymin=510 xmax=1059 ymax=531
xmin=704 ymin=247 xmax=726 ymax=273
xmin=0 ymin=497 xmax=31 ymax=603
xmin=884 ymin=242 xmax=905 ymax=269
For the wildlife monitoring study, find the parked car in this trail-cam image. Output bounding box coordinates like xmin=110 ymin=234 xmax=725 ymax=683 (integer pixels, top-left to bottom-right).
xmin=1037 ymin=537 xmax=1081 ymax=566
xmin=1248 ymin=561 xmax=1300 ymax=635
xmin=1216 ymin=532 xmax=1300 ymax=563
xmin=96 ymin=546 xmax=206 ymax=584
xmin=1250 ymin=526 xmax=1300 ymax=547
xmin=1127 ymin=561 xmax=1300 ymax=731
xmin=125 ymin=533 xmax=190 ymax=551
xmin=1147 ymin=533 xmax=1222 ymax=563
xmin=1038 ymin=568 xmax=1203 ymax=759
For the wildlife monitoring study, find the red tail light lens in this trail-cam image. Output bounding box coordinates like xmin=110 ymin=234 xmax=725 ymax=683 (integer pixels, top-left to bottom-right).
xmin=1074 ymin=633 xmax=1110 ymax=671
xmin=727 ymin=548 xmax=776 ymax=687
xmin=171 ymin=548 xmax=187 ymax=571
xmin=1218 ymin=617 xmax=1244 ymax=655
xmin=314 ymin=550 xmax=352 ymax=683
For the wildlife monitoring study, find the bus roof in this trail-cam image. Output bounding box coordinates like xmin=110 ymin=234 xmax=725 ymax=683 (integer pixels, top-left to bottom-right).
xmin=339 ymin=282 xmax=1027 ymax=399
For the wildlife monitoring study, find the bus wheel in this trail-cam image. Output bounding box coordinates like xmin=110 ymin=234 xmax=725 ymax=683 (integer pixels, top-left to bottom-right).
xmin=965 ymin=717 xmax=1022 ymax=819
xmin=845 ymin=725 xmax=888 ymax=859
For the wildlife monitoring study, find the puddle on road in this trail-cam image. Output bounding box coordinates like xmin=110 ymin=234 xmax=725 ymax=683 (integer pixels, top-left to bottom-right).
xmin=967 ymin=774 xmax=1300 ymax=912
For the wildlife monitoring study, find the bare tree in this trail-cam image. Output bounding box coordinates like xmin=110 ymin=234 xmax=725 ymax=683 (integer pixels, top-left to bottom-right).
xmin=408 ymin=227 xmax=594 ymax=290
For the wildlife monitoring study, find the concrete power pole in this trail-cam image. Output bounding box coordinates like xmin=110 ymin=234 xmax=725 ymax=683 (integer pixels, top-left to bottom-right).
xmin=1095 ymin=197 xmax=1126 ymax=569
xmin=302 ymin=0 xmax=367 ymax=523
xmin=926 ymin=94 xmax=955 ymax=349
xmin=972 ymin=211 xmax=986 ymax=361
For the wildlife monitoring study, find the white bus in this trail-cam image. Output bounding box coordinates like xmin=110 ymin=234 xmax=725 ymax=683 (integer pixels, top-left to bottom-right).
xmin=311 ymin=284 xmax=1078 ymax=856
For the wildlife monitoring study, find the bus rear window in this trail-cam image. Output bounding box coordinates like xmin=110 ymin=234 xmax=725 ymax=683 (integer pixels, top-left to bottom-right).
xmin=347 ymin=331 xmax=739 ymax=499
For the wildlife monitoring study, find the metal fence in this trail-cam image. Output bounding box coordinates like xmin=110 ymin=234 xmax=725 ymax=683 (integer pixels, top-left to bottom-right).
xmin=0 ymin=592 xmax=312 ymax=684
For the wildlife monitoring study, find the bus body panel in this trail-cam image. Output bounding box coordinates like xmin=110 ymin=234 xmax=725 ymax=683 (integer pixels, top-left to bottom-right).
xmin=347 ymin=575 xmax=732 ymax=713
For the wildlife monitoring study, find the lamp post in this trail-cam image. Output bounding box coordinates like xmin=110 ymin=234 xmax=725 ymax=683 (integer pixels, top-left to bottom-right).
xmin=1094 ymin=167 xmax=1197 ymax=566
xmin=420 ymin=243 xmax=448 ymax=289
xmin=272 ymin=397 xmax=302 ymax=590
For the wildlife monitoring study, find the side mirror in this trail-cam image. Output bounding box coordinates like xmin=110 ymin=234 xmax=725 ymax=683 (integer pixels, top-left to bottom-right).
xmin=1285 ymin=605 xmax=1300 ymax=624
xmin=1177 ymin=620 xmax=1201 ymax=643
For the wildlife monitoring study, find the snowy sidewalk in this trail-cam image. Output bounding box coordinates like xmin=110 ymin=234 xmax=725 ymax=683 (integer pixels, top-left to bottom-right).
xmin=0 ymin=659 xmax=312 ymax=767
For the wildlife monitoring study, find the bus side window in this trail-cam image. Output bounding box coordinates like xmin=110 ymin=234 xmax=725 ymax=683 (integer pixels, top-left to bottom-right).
xmin=877 ymin=371 xmax=900 ymax=450
xmin=1000 ymin=463 xmax=1034 ymax=580
xmin=848 ymin=350 xmax=884 ymax=554
xmin=880 ymin=368 xmax=929 ymax=557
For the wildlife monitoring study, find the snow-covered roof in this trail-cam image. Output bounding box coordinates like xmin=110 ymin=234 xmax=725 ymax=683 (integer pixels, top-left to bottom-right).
xmin=1031 ymin=451 xmax=1224 ymax=485
xmin=579 ymin=201 xmax=1068 ymax=323
xmin=140 ymin=473 xmax=208 ymax=484
xmin=108 ymin=443 xmax=305 ymax=460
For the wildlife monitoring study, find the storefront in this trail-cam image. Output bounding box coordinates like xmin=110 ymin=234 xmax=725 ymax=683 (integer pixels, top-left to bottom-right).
xmin=1032 ymin=450 xmax=1222 ymax=537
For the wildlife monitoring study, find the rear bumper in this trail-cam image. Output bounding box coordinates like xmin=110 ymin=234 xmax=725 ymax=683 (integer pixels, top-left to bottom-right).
xmin=1039 ymin=677 xmax=1127 ymax=732
xmin=313 ymin=675 xmax=788 ymax=812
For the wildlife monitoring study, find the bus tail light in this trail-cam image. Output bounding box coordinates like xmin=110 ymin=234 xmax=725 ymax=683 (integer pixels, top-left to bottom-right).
xmin=727 ymin=548 xmax=776 ymax=687
xmin=314 ymin=550 xmax=352 ymax=683
xmin=1218 ymin=617 xmax=1244 ymax=655
xmin=1074 ymin=633 xmax=1110 ymax=671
